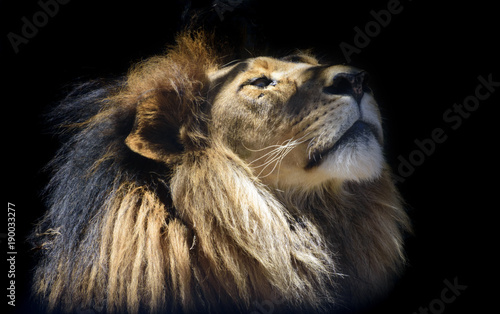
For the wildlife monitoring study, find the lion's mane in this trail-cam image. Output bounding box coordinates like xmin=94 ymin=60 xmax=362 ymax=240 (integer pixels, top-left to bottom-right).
xmin=32 ymin=32 xmax=411 ymax=313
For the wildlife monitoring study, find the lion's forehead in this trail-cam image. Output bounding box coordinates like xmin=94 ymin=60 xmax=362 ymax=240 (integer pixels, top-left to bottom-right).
xmin=248 ymin=57 xmax=317 ymax=72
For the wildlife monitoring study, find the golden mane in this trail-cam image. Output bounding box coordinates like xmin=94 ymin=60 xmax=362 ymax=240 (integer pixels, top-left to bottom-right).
xmin=32 ymin=31 xmax=411 ymax=313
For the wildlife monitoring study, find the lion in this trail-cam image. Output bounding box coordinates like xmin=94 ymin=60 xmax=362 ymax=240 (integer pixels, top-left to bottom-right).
xmin=32 ymin=31 xmax=411 ymax=313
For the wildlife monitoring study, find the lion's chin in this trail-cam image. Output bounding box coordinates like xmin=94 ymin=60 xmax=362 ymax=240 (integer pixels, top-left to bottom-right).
xmin=302 ymin=120 xmax=384 ymax=184
xmin=317 ymin=134 xmax=384 ymax=183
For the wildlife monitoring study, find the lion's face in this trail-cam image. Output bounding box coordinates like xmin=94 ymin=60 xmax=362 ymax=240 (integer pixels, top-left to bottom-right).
xmin=208 ymin=55 xmax=384 ymax=188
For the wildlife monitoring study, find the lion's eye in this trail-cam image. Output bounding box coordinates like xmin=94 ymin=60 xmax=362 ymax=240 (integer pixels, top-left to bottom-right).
xmin=249 ymin=77 xmax=276 ymax=88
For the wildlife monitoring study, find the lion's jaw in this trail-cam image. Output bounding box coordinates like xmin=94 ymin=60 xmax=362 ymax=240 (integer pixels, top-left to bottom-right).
xmin=209 ymin=56 xmax=384 ymax=188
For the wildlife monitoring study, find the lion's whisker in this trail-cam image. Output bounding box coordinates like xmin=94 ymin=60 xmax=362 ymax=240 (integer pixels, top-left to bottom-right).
xmin=252 ymin=133 xmax=311 ymax=178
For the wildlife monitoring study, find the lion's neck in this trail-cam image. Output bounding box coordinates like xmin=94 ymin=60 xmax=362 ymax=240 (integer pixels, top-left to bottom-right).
xmin=274 ymin=174 xmax=411 ymax=308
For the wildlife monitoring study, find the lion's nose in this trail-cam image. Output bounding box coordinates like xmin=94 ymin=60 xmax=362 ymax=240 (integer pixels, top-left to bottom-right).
xmin=323 ymin=71 xmax=369 ymax=104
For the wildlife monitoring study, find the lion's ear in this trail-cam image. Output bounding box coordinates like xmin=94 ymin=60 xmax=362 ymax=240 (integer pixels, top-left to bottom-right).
xmin=124 ymin=30 xmax=215 ymax=163
xmin=125 ymin=93 xmax=189 ymax=164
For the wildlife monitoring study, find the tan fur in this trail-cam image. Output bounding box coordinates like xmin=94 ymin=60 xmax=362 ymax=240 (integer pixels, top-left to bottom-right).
xmin=33 ymin=31 xmax=411 ymax=313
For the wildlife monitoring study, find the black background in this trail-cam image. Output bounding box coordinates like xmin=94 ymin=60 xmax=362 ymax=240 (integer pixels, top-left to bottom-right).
xmin=2 ymin=0 xmax=498 ymax=313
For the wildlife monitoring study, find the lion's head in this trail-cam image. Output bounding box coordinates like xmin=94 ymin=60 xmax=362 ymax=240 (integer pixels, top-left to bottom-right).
xmin=33 ymin=31 xmax=411 ymax=313
xmin=126 ymin=49 xmax=383 ymax=189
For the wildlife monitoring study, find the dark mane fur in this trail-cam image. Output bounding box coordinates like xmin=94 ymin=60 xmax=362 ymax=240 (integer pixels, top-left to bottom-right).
xmin=33 ymin=79 xmax=171 ymax=311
